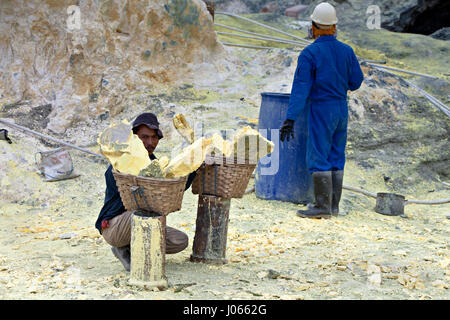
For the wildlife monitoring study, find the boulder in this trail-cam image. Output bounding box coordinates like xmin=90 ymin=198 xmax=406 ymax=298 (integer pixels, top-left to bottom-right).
xmin=285 ymin=4 xmax=309 ymax=19
xmin=261 ymin=2 xmax=280 ymax=14
xmin=430 ymin=27 xmax=450 ymax=41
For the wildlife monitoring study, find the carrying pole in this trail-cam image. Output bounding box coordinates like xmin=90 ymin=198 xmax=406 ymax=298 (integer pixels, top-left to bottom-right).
xmin=0 ymin=118 xmax=105 ymax=158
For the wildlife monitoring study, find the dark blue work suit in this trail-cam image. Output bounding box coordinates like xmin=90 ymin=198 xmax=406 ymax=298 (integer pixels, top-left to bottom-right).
xmin=286 ymin=35 xmax=363 ymax=173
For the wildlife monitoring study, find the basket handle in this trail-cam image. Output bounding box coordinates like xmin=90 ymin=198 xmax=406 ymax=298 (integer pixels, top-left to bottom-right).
xmin=130 ymin=185 xmax=151 ymax=212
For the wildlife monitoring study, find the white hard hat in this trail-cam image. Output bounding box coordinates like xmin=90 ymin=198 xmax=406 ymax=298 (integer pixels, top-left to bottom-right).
xmin=310 ymin=2 xmax=338 ymax=25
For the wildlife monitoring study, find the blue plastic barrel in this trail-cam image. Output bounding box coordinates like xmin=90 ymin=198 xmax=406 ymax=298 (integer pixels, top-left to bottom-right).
xmin=255 ymin=92 xmax=313 ymax=204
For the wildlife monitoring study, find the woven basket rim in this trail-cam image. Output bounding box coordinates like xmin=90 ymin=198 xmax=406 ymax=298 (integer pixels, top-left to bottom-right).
xmin=112 ymin=169 xmax=188 ymax=183
xmin=204 ymin=154 xmax=257 ymax=166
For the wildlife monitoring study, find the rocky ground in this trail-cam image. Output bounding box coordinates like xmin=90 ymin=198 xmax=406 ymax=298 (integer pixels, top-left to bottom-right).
xmin=0 ymin=8 xmax=449 ymax=300
xmin=0 ymin=143 xmax=449 ymax=300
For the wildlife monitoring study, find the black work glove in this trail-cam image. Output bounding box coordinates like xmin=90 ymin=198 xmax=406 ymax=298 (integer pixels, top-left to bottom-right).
xmin=185 ymin=170 xmax=198 ymax=191
xmin=0 ymin=129 xmax=12 ymax=144
xmin=280 ymin=119 xmax=294 ymax=142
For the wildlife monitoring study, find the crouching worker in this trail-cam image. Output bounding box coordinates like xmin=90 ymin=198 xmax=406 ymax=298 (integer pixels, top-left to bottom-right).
xmin=95 ymin=112 xmax=197 ymax=271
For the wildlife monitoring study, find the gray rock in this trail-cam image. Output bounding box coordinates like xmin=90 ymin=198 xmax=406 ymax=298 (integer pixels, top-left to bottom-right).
xmin=267 ymin=269 xmax=280 ymax=279
xmin=430 ymin=27 xmax=450 ymax=40
xmin=59 ymin=233 xmax=76 ymax=240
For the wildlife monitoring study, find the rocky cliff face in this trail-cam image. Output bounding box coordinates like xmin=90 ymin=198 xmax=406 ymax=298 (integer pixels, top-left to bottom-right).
xmin=0 ymin=0 xmax=223 ymax=134
xmin=380 ymin=0 xmax=450 ymax=35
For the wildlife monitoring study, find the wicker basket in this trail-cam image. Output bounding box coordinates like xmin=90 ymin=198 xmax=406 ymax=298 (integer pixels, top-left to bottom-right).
xmin=192 ymin=155 xmax=256 ymax=199
xmin=112 ymin=170 xmax=187 ymax=216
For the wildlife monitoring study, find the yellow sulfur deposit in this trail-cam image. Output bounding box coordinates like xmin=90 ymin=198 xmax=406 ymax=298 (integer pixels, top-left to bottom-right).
xmin=231 ymin=126 xmax=274 ymax=161
xmin=158 ymin=156 xmax=169 ymax=170
xmin=138 ymin=156 xmax=170 ymax=178
xmin=205 ymin=133 xmax=233 ymax=158
xmin=98 ymin=118 xmax=274 ymax=179
xmin=97 ymin=120 xmax=151 ymax=176
xmin=238 ymin=115 xmax=258 ymax=125
xmin=164 ymin=137 xmax=212 ymax=178
xmin=173 ymin=113 xmax=194 ymax=144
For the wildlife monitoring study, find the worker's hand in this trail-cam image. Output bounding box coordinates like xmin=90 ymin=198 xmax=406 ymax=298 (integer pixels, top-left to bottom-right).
xmin=280 ymin=119 xmax=294 ymax=142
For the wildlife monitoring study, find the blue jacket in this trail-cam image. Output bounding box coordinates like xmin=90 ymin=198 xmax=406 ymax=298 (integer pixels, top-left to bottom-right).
xmin=95 ymin=154 xmax=197 ymax=233
xmin=286 ymin=35 xmax=363 ymax=120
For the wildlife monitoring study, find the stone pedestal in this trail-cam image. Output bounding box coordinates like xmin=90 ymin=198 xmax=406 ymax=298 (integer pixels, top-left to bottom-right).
xmin=129 ymin=211 xmax=168 ymax=290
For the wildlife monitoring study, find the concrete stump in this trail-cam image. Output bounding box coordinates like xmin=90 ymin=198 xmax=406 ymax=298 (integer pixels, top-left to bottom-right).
xmin=190 ymin=195 xmax=230 ymax=264
xmin=129 ymin=211 xmax=168 ymax=290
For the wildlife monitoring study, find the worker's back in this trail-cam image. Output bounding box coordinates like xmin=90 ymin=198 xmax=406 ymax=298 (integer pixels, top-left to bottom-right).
xmin=303 ymin=35 xmax=363 ymax=104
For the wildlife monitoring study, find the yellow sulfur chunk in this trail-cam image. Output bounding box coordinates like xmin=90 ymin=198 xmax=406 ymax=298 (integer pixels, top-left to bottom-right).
xmin=139 ymin=159 xmax=165 ymax=178
xmin=205 ymin=133 xmax=233 ymax=158
xmin=138 ymin=156 xmax=169 ymax=178
xmin=158 ymin=156 xmax=169 ymax=170
xmin=164 ymin=137 xmax=212 ymax=178
xmin=231 ymin=126 xmax=274 ymax=161
xmin=97 ymin=120 xmax=151 ymax=175
xmin=173 ymin=113 xmax=194 ymax=144
xmin=238 ymin=115 xmax=259 ymax=125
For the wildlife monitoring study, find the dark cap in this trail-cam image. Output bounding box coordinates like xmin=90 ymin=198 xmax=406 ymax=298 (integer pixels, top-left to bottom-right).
xmin=132 ymin=112 xmax=163 ymax=139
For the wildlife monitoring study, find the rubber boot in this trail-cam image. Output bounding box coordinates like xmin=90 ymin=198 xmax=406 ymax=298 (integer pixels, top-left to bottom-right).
xmin=111 ymin=245 xmax=130 ymax=271
xmin=331 ymin=170 xmax=344 ymax=216
xmin=297 ymin=171 xmax=332 ymax=219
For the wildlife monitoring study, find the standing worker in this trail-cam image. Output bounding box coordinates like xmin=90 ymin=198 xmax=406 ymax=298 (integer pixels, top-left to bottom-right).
xmin=280 ymin=2 xmax=364 ymax=219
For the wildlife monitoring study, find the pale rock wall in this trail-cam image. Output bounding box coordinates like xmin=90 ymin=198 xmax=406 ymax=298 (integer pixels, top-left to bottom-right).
xmin=0 ymin=0 xmax=224 ymax=134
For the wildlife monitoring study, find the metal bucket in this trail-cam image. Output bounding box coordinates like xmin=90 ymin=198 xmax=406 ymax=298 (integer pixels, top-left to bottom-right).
xmin=375 ymin=193 xmax=406 ymax=216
